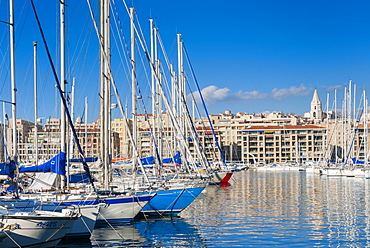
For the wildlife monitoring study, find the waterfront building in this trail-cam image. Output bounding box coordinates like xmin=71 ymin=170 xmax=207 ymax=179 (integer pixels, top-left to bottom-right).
xmin=9 ymin=118 xmax=119 ymax=163
xmin=111 ymin=118 xmax=132 ymax=159
xmin=6 ymin=90 xmax=370 ymax=166
xmin=241 ymin=125 xmax=326 ymax=165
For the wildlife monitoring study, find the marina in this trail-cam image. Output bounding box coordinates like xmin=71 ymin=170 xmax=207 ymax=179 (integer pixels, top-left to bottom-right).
xmin=1 ymin=0 xmax=370 ymax=247
xmin=53 ymin=170 xmax=370 ymax=247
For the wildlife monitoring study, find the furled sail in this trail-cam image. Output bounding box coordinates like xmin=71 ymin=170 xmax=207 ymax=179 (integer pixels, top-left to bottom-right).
xmin=19 ymin=151 xmax=66 ymax=175
xmin=0 ymin=161 xmax=16 ymax=178
xmin=162 ymin=151 xmax=181 ymax=164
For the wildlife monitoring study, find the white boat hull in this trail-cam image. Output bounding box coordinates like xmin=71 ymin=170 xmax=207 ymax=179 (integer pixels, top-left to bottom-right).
xmin=97 ymin=199 xmax=147 ymax=223
xmin=0 ymin=211 xmax=79 ymax=248
xmin=65 ymin=205 xmax=100 ymax=237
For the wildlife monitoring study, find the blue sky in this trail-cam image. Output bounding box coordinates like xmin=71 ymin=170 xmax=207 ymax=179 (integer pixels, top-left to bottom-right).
xmin=1 ymin=0 xmax=370 ymax=123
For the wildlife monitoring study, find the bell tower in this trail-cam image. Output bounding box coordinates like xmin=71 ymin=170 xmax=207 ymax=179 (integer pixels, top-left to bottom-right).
xmin=310 ymin=89 xmax=322 ymax=122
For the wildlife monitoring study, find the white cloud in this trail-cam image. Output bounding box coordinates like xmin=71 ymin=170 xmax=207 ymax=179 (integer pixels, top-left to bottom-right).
xmin=189 ymin=84 xmax=313 ymax=105
xmin=190 ymin=85 xmax=230 ymax=104
xmin=236 ymin=90 xmax=267 ymax=100
xmin=203 ymin=85 xmax=230 ymax=101
xmin=270 ymin=84 xmax=311 ymax=100
xmin=326 ymin=85 xmax=343 ymax=91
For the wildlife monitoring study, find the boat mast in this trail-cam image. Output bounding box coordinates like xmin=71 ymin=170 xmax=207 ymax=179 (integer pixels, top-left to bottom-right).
xmin=342 ymin=87 xmax=347 ymax=163
xmin=347 ymin=81 xmax=352 ymax=165
xmin=364 ymin=90 xmax=368 ymax=166
xmin=149 ymin=19 xmax=162 ymax=169
xmin=155 ymin=29 xmax=163 ymax=162
xmin=334 ymin=89 xmax=337 ymax=163
xmin=3 ymin=103 xmax=6 ymax=161
xmin=99 ymin=0 xmax=105 ymax=187
xmin=60 ymin=0 xmax=66 ymax=190
xmin=105 ymin=0 xmax=111 ymax=190
xmin=33 ymin=41 xmax=38 ymax=165
xmin=85 ymin=96 xmax=88 ymax=155
xmin=69 ymin=77 xmax=75 ymax=159
xmin=10 ymin=0 xmax=16 ymax=164
xmin=177 ymin=34 xmax=185 ymax=138
xmin=9 ymin=0 xmax=20 ymax=198
xmin=101 ymin=0 xmax=111 ymax=190
xmin=170 ymin=63 xmax=177 ymax=159
xmin=150 ymin=18 xmax=156 ymax=158
xmin=98 ymin=0 xmax=111 ymax=190
xmin=130 ymin=7 xmax=137 ymax=168
xmin=325 ymin=92 xmax=329 ymax=163
xmin=177 ymin=33 xmax=185 ymax=160
xmin=67 ymin=77 xmax=75 ymax=191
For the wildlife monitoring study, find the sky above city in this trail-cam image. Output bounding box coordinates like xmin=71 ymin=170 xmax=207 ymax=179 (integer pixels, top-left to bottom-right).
xmin=1 ymin=0 xmax=370 ymax=123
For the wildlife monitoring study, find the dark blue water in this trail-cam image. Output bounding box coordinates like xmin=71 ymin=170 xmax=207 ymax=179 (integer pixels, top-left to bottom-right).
xmin=57 ymin=170 xmax=370 ymax=247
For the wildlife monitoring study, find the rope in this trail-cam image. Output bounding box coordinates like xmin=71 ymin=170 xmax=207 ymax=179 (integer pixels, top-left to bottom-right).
xmin=44 ymin=213 xmax=76 ymax=243
xmin=97 ymin=211 xmax=126 ymax=241
xmin=30 ymin=0 xmax=96 ymax=191
xmin=79 ymin=209 xmax=100 ymax=247
xmin=3 ymin=226 xmax=21 ymax=248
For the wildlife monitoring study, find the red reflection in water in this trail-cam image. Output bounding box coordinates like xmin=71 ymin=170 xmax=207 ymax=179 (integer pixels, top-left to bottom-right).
xmin=219 ymin=182 xmax=231 ymax=187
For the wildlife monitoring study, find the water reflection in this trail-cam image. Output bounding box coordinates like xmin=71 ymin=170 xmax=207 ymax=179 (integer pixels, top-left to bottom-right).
xmin=91 ymin=222 xmax=145 ymax=247
xmin=89 ymin=217 xmax=205 ymax=247
xmin=58 ymin=171 xmax=370 ymax=247
xmin=182 ymin=170 xmax=370 ymax=247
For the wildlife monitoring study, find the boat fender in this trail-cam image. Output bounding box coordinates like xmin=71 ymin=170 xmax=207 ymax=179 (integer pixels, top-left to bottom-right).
xmin=101 ymin=203 xmax=110 ymax=210
xmin=61 ymin=209 xmax=73 ymax=216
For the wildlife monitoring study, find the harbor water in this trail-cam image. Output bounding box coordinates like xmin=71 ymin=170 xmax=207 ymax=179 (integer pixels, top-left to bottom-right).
xmin=57 ymin=170 xmax=370 ymax=247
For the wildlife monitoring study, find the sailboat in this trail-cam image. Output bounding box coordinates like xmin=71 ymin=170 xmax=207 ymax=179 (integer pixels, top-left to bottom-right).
xmin=0 ymin=1 xmax=153 ymax=233
xmin=0 ymin=207 xmax=80 ymax=248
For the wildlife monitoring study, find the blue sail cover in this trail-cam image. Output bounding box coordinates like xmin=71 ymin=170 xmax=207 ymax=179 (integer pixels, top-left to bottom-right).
xmin=141 ymin=156 xmax=155 ymax=165
xmin=0 ymin=161 xmax=16 ymax=178
xmin=19 ymin=151 xmax=66 ymax=175
xmin=69 ymin=172 xmax=94 ymax=183
xmin=352 ymin=158 xmax=365 ymax=164
xmin=69 ymin=157 xmax=99 ymax=163
xmin=162 ymin=151 xmax=181 ymax=164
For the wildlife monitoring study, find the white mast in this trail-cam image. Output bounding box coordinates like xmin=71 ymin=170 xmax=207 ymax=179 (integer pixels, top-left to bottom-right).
xmin=68 ymin=77 xmax=75 ymax=159
xmin=66 ymin=77 xmax=75 ymax=192
xmin=347 ymin=81 xmax=352 ymax=165
xmin=334 ymin=89 xmax=337 ymax=163
xmin=177 ymin=33 xmax=186 ymax=159
xmin=177 ymin=34 xmax=184 ymax=134
xmin=10 ymin=0 xmax=17 ymax=163
xmin=364 ymin=90 xmax=368 ymax=165
xmin=153 ymin=27 xmax=163 ymax=161
xmin=130 ymin=7 xmax=137 ymax=167
xmin=352 ymin=83 xmax=356 ymax=164
xmin=2 ymin=103 xmax=6 ymax=162
xmin=33 ymin=41 xmax=38 ymax=165
xmin=99 ymin=0 xmax=105 ymax=185
xmin=156 ymin=61 xmax=163 ymax=159
xmin=102 ymin=0 xmax=111 ymax=190
xmin=60 ymin=0 xmax=66 ymax=189
xmin=150 ymin=18 xmax=155 ymax=143
xmin=342 ymin=87 xmax=347 ymax=163
xmin=170 ymin=64 xmax=177 ymax=117
xmin=149 ymin=18 xmax=157 ymax=159
xmin=325 ymin=92 xmax=329 ymax=163
xmin=170 ymin=63 xmax=177 ymax=159
xmin=9 ymin=0 xmax=19 ymax=197
xmin=85 ymin=96 xmax=88 ymax=154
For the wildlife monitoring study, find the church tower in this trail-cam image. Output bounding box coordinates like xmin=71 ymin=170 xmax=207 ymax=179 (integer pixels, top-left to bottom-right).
xmin=310 ymin=89 xmax=322 ymax=122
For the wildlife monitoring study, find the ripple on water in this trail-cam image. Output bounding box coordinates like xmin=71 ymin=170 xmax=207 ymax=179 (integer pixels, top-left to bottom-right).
xmin=59 ymin=170 xmax=370 ymax=247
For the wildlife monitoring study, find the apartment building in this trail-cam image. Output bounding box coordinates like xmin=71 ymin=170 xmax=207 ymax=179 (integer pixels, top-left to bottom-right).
xmin=9 ymin=118 xmax=119 ymax=163
xmin=241 ymin=125 xmax=326 ymax=165
xmin=6 ymin=89 xmax=370 ymax=165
